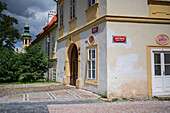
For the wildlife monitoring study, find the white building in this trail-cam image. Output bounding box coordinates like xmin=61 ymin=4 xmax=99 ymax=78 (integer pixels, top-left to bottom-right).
xmin=32 ymin=0 xmax=170 ymax=99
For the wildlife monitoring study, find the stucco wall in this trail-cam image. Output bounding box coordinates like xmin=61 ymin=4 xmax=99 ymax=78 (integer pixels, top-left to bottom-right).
xmin=107 ymin=21 xmax=170 ymax=98
xmin=98 ymin=0 xmax=107 ymax=18
xmin=79 ymin=22 xmax=107 ymax=95
xmin=107 ymin=0 xmax=149 ymax=17
xmin=77 ymin=0 xmax=86 ymax=29
xmin=57 ymin=40 xmax=66 ymax=82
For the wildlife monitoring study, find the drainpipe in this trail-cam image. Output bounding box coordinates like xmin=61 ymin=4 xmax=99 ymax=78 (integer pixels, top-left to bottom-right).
xmin=54 ymin=0 xmax=58 ymax=19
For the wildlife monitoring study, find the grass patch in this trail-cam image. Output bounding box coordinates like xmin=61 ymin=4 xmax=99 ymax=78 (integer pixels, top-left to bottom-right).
xmin=122 ymin=97 xmax=128 ymax=100
xmin=101 ymin=94 xmax=107 ymax=98
xmin=157 ymin=98 xmax=170 ymax=101
xmin=112 ymin=98 xmax=119 ymax=102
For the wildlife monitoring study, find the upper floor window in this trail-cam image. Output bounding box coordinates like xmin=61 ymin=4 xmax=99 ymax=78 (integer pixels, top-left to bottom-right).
xmin=70 ymin=0 xmax=75 ymax=20
xmin=52 ymin=37 xmax=55 ymax=52
xmin=88 ymin=0 xmax=96 ymax=8
xmin=60 ymin=5 xmax=64 ymax=27
xmin=45 ymin=38 xmax=48 ymax=54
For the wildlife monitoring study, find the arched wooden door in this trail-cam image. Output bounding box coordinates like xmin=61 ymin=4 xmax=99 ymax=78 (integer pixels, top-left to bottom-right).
xmin=70 ymin=44 xmax=78 ymax=86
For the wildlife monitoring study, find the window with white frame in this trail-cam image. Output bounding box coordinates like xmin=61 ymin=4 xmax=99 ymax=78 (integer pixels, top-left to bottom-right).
xmin=52 ymin=37 xmax=55 ymax=52
xmin=87 ymin=48 xmax=96 ymax=80
xmin=60 ymin=5 xmax=63 ymax=27
xmin=88 ymin=0 xmax=96 ymax=8
xmin=70 ymin=0 xmax=75 ymax=20
xmin=53 ymin=68 xmax=56 ymax=80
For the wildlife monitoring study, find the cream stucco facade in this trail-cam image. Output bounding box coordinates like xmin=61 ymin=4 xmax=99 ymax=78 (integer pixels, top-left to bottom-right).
xmin=33 ymin=0 xmax=170 ymax=99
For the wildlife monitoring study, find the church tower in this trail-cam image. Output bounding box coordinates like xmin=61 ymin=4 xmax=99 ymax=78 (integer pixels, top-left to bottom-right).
xmin=21 ymin=16 xmax=32 ymax=53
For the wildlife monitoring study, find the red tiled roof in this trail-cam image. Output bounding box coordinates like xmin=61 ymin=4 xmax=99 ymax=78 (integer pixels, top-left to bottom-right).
xmin=32 ymin=14 xmax=58 ymax=44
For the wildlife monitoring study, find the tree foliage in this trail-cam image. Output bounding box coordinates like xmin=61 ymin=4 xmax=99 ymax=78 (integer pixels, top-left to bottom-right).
xmin=0 ymin=44 xmax=49 ymax=83
xmin=0 ymin=1 xmax=21 ymax=48
xmin=20 ymin=44 xmax=49 ymax=82
xmin=0 ymin=46 xmax=20 ymax=82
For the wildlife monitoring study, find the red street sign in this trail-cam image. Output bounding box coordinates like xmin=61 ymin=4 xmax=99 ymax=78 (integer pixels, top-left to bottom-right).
xmin=92 ymin=27 xmax=98 ymax=34
xmin=113 ymin=36 xmax=126 ymax=43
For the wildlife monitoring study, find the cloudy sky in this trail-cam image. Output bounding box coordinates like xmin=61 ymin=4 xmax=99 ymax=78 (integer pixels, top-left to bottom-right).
xmin=1 ymin=0 xmax=57 ymax=51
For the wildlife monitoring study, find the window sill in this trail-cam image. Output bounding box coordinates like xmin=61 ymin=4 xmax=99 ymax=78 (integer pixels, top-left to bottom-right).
xmin=59 ymin=25 xmax=64 ymax=31
xmin=85 ymin=3 xmax=98 ymax=13
xmin=85 ymin=79 xmax=98 ymax=85
xmin=49 ymin=57 xmax=58 ymax=62
xmin=69 ymin=17 xmax=77 ymax=23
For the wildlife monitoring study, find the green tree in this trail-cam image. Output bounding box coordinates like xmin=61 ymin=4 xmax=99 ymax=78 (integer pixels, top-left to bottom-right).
xmin=0 ymin=46 xmax=21 ymax=82
xmin=0 ymin=1 xmax=21 ymax=48
xmin=20 ymin=44 xmax=49 ymax=82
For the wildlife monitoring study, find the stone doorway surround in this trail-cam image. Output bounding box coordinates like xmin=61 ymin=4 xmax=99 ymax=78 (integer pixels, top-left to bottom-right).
xmin=62 ymin=35 xmax=82 ymax=89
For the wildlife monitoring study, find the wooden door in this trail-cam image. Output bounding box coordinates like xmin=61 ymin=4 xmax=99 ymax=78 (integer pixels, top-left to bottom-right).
xmin=70 ymin=45 xmax=78 ymax=86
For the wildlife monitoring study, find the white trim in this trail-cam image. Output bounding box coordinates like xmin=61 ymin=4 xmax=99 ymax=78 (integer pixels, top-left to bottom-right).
xmin=87 ymin=48 xmax=96 ymax=80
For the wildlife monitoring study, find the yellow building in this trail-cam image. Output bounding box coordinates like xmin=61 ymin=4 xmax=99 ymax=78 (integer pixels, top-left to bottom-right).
xmin=32 ymin=0 xmax=170 ymax=99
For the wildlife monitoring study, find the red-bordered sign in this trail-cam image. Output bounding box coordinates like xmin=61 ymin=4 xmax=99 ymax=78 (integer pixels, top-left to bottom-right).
xmin=92 ymin=27 xmax=98 ymax=34
xmin=88 ymin=35 xmax=95 ymax=45
xmin=113 ymin=36 xmax=126 ymax=43
xmin=156 ymin=34 xmax=169 ymax=45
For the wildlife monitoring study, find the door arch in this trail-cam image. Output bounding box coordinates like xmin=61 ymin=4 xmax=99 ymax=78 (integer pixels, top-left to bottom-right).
xmin=69 ymin=44 xmax=78 ymax=86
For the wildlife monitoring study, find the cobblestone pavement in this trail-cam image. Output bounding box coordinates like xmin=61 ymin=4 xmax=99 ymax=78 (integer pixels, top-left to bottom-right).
xmin=0 ymin=84 xmax=170 ymax=113
xmin=0 ymin=99 xmax=102 ymax=113
xmin=48 ymin=101 xmax=170 ymax=113
xmin=0 ymin=84 xmax=100 ymax=103
xmin=0 ymin=83 xmax=60 ymax=89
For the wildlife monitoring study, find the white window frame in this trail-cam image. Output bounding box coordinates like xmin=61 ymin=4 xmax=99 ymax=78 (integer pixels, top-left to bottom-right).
xmin=88 ymin=0 xmax=96 ymax=8
xmin=60 ymin=5 xmax=63 ymax=28
xmin=70 ymin=0 xmax=75 ymax=20
xmin=87 ymin=48 xmax=96 ymax=80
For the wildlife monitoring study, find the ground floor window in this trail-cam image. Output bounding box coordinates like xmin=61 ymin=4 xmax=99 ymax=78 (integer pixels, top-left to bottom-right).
xmin=53 ymin=68 xmax=56 ymax=80
xmin=87 ymin=48 xmax=96 ymax=80
xmin=85 ymin=44 xmax=98 ymax=85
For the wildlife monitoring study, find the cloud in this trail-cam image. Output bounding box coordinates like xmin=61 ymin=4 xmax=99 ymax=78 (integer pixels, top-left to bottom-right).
xmin=1 ymin=0 xmax=57 ymax=44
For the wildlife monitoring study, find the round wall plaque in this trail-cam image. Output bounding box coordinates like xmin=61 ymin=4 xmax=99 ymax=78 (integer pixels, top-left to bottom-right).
xmin=156 ymin=34 xmax=169 ymax=45
xmin=88 ymin=35 xmax=95 ymax=45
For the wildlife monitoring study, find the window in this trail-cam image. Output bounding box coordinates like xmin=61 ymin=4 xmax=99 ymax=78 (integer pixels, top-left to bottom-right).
xmin=87 ymin=48 xmax=96 ymax=80
xmin=45 ymin=38 xmax=48 ymax=54
xmin=52 ymin=37 xmax=55 ymax=52
xmin=85 ymin=44 xmax=98 ymax=85
xmin=60 ymin=5 xmax=63 ymax=27
xmin=70 ymin=0 xmax=75 ymax=20
xmin=25 ymin=40 xmax=27 ymax=45
xmin=53 ymin=68 xmax=56 ymax=80
xmin=88 ymin=0 xmax=96 ymax=8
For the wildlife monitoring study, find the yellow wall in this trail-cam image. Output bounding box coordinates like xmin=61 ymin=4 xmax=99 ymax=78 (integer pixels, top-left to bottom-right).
xmin=149 ymin=4 xmax=170 ymax=18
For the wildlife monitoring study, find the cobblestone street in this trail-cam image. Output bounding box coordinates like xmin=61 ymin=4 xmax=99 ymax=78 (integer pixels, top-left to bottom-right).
xmin=0 ymin=83 xmax=170 ymax=113
xmin=0 ymin=83 xmax=99 ymax=103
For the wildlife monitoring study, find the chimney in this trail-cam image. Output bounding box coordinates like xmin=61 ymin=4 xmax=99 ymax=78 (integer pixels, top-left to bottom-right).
xmin=48 ymin=11 xmax=56 ymax=23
